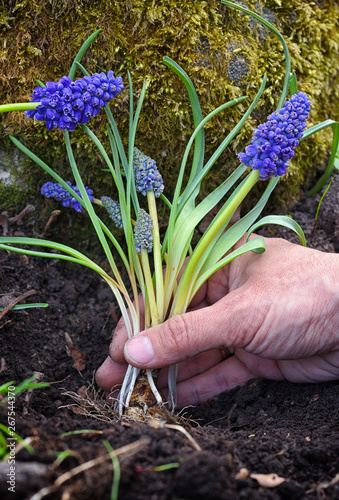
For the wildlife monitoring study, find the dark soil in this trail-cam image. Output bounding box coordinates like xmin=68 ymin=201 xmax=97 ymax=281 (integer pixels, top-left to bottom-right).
xmin=0 ymin=174 xmax=338 ymax=500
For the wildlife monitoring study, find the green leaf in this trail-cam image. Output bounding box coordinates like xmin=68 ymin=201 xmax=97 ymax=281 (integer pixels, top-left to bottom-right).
xmin=163 ymin=96 xmax=248 ymax=260
xmin=314 ymin=179 xmax=333 ymax=223
xmin=221 ymin=0 xmax=290 ymax=109
xmin=0 ymin=303 xmax=49 ymax=312
xmin=0 ymin=382 xmax=15 ymax=395
xmin=172 ymin=164 xmax=248 ymax=260
xmin=68 ymin=30 xmax=102 ymax=80
xmin=200 ymin=173 xmax=279 ymax=275
xmin=0 ymin=236 xmax=114 ymax=280
xmin=81 ymin=124 xmax=127 ymax=211
xmin=177 ymin=74 xmax=267 ymax=215
xmin=64 ymin=131 xmax=129 ymax=294
xmin=13 ymin=376 xmax=50 ymax=394
xmin=103 ymin=440 xmax=121 ymax=500
xmin=289 ymin=73 xmax=298 ymax=95
xmin=191 ymin=237 xmax=266 ymax=304
xmin=303 ymin=120 xmax=339 ymax=195
xmin=0 ymin=424 xmax=34 ymax=455
xmin=1 ymin=375 xmax=49 ymax=405
xmin=162 ymin=164 xmax=248 ymax=309
xmin=9 ymin=134 xmax=88 ymax=214
xmin=246 ymin=215 xmax=307 ymax=247
xmin=163 ymin=57 xmax=204 ymax=189
xmin=61 ymin=429 xmax=103 ymax=437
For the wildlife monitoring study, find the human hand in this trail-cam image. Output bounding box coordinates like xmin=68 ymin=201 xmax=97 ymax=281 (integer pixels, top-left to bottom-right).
xmin=96 ymin=237 xmax=339 ymax=407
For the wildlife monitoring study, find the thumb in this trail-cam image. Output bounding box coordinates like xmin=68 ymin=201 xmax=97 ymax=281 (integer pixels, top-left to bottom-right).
xmin=124 ymin=287 xmax=260 ymax=368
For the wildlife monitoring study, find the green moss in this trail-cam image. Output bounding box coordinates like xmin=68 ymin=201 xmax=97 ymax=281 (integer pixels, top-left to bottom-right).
xmin=0 ymin=0 xmax=338 ymax=248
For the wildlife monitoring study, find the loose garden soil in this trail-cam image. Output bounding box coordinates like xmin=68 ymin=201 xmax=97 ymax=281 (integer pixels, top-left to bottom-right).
xmin=0 ymin=174 xmax=338 ymax=500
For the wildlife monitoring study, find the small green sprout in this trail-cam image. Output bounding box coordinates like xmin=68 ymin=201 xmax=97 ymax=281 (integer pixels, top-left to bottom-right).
xmin=312 ymin=179 xmax=334 ymax=234
xmin=0 ymin=375 xmax=49 ymax=460
xmin=103 ymin=440 xmax=121 ymax=500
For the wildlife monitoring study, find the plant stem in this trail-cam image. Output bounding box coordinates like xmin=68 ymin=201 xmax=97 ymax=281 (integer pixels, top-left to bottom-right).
xmin=0 ymin=102 xmax=39 ymax=113
xmin=140 ymin=249 xmax=160 ymax=326
xmin=171 ymin=169 xmax=259 ymax=316
xmin=147 ymin=190 xmax=164 ymax=322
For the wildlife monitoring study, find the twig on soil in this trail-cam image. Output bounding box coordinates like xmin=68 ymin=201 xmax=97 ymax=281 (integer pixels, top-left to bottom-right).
xmin=0 ymin=205 xmax=36 ymax=236
xmin=42 ymin=209 xmax=61 ymax=235
xmin=148 ymin=419 xmax=202 ymax=451
xmin=305 ymin=473 xmax=339 ymax=500
xmin=9 ymin=205 xmax=35 ymax=225
xmin=0 ymin=289 xmax=36 ymax=320
xmin=28 ymin=437 xmax=149 ymax=500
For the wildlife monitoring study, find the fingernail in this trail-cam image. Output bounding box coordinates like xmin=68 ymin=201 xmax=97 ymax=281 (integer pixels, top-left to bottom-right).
xmin=125 ymin=335 xmax=154 ymax=365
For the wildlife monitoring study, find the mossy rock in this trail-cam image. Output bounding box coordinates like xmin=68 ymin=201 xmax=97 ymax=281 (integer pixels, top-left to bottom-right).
xmin=0 ymin=0 xmax=338 ymax=256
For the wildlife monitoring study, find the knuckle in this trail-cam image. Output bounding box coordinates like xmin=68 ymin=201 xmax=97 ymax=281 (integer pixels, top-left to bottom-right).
xmin=163 ymin=314 xmax=191 ymax=356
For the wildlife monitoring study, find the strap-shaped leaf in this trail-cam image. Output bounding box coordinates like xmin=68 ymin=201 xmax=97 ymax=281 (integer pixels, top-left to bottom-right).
xmin=247 ymin=215 xmax=307 ymax=247
xmin=172 ymin=164 xmax=247 ymax=256
xmin=163 ymin=98 xmax=248 ymax=260
xmin=184 ymin=237 xmax=266 ymax=312
xmin=201 ymin=177 xmax=279 ymax=273
xmin=163 ymin=56 xmax=205 ymax=191
xmin=0 ymin=236 xmax=111 ymax=277
xmin=177 ymin=75 xmax=267 ymax=218
xmin=68 ymin=30 xmax=102 ymax=80
xmin=0 ymin=303 xmax=49 ymax=311
xmin=9 ymin=134 xmax=85 ymax=211
xmin=302 ymin=120 xmax=339 ymax=195
xmin=289 ymin=73 xmax=298 ymax=96
xmin=163 ymin=163 xmax=248 ymax=308
xmin=221 ymin=1 xmax=290 ymax=110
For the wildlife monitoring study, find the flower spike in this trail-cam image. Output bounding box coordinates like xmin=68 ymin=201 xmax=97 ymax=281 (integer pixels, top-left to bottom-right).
xmin=26 ymin=72 xmax=123 ymax=131
xmin=101 ymin=196 xmax=123 ymax=229
xmin=238 ymin=92 xmax=310 ymax=180
xmin=133 ymin=147 xmax=164 ymax=197
xmin=41 ymin=181 xmax=94 ymax=212
xmin=134 ymin=209 xmax=153 ymax=253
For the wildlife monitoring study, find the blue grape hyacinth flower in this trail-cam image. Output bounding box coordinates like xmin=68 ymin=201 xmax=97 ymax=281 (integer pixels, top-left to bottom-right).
xmin=41 ymin=181 xmax=94 ymax=212
xmin=133 ymin=148 xmax=164 ymax=197
xmin=238 ymin=92 xmax=310 ymax=180
xmin=26 ymin=71 xmax=123 ymax=131
xmin=134 ymin=209 xmax=153 ymax=253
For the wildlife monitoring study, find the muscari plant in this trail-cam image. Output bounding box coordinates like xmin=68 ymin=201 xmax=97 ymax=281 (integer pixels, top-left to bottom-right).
xmin=0 ymin=1 xmax=338 ymax=418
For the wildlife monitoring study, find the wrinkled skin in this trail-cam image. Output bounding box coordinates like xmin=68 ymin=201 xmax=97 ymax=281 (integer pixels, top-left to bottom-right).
xmin=96 ymin=237 xmax=339 ymax=408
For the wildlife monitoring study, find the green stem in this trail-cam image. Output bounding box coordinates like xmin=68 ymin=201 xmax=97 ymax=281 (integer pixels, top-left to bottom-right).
xmin=140 ymin=249 xmax=159 ymax=327
xmin=0 ymin=103 xmax=39 ymax=113
xmin=147 ymin=190 xmax=164 ymax=322
xmin=172 ymin=169 xmax=259 ymax=316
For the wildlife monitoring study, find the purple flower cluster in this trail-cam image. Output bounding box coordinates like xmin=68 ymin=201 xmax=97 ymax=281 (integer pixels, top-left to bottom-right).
xmin=101 ymin=196 xmax=123 ymax=229
xmin=133 ymin=148 xmax=164 ymax=197
xmin=134 ymin=209 xmax=153 ymax=253
xmin=238 ymin=92 xmax=310 ymax=180
xmin=41 ymin=181 xmax=94 ymax=212
xmin=26 ymin=71 xmax=124 ymax=131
